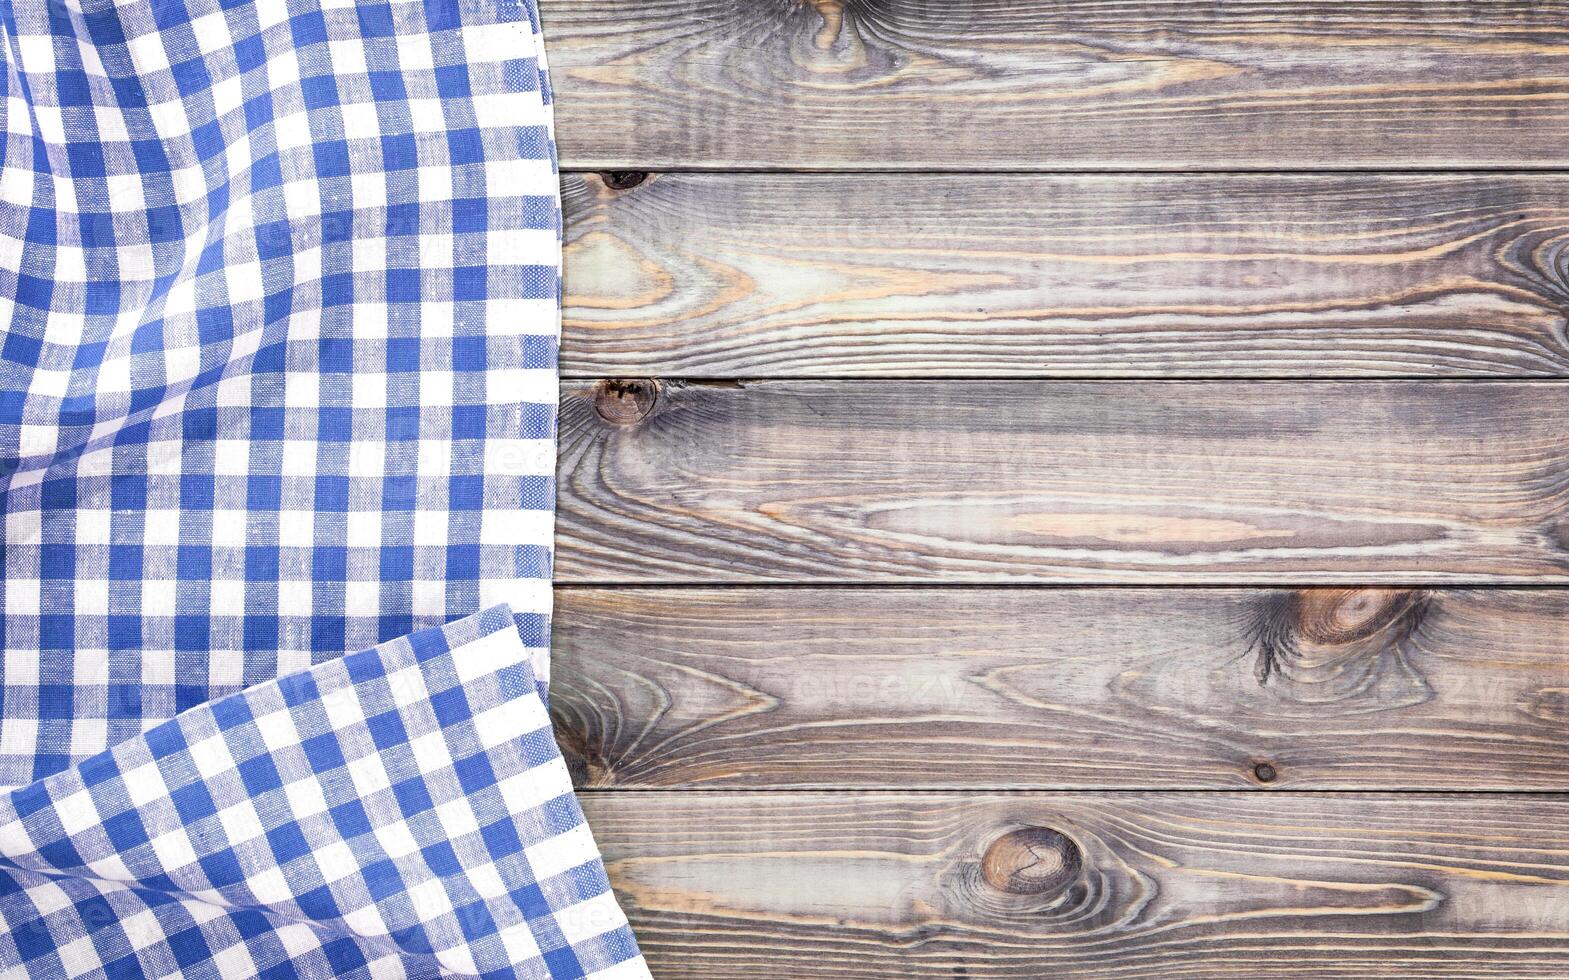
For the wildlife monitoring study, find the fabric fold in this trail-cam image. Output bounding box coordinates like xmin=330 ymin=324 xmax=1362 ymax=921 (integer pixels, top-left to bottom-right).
xmin=0 ymin=606 xmax=649 ymax=978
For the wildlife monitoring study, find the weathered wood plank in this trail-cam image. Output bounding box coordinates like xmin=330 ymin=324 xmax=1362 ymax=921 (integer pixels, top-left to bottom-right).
xmin=540 ymin=0 xmax=1569 ymax=170
xmin=552 ymin=587 xmax=1569 ymax=790
xmin=582 ymin=791 xmax=1569 ymax=978
xmin=555 ymin=380 xmax=1569 ymax=583
xmin=560 ymin=173 xmax=1569 ymax=378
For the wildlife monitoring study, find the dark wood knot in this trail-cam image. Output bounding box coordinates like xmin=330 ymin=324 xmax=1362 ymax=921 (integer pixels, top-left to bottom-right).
xmin=1251 ymin=588 xmax=1432 ymax=707
xmin=981 ymin=827 xmax=1082 ymax=897
xmin=601 ymin=170 xmax=648 ymax=191
xmin=593 ymin=379 xmax=659 ymax=425
xmin=1293 ymin=588 xmax=1419 ymax=646
xmin=1253 ymin=761 xmax=1278 ymax=783
xmin=1550 ymin=517 xmax=1569 ymax=554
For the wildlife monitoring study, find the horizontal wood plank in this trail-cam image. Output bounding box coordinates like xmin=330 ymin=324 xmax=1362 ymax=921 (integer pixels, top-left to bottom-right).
xmin=583 ymin=791 xmax=1569 ymax=978
xmin=552 ymin=587 xmax=1569 ymax=790
xmin=561 ymin=173 xmax=1569 ymax=378
xmin=540 ymin=0 xmax=1569 ymax=170
xmin=556 ymin=380 xmax=1569 ymax=583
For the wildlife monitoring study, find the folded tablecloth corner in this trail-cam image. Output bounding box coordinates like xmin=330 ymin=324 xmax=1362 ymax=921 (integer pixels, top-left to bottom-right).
xmin=1 ymin=605 xmax=650 ymax=978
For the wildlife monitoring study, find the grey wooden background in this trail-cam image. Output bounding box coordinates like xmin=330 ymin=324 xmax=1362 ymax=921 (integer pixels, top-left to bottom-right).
xmin=541 ymin=2 xmax=1569 ymax=976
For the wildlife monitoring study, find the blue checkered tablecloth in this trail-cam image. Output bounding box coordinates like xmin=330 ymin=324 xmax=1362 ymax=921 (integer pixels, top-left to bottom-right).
xmin=0 ymin=0 xmax=649 ymax=975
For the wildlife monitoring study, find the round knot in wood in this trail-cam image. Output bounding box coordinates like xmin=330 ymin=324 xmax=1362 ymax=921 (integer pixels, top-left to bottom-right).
xmin=981 ymin=827 xmax=1082 ymax=897
xmin=601 ymin=170 xmax=648 ymax=190
xmin=1294 ymin=588 xmax=1418 ymax=646
xmin=593 ymin=379 xmax=659 ymax=425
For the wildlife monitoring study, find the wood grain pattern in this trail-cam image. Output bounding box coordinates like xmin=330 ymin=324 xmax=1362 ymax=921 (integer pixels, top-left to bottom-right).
xmin=543 ymin=8 xmax=1569 ymax=971
xmin=556 ymin=380 xmax=1569 ymax=583
xmin=539 ymin=0 xmax=1569 ymax=170
xmin=582 ymin=791 xmax=1569 ymax=978
xmin=560 ymin=173 xmax=1569 ymax=378
xmin=552 ymin=587 xmax=1569 ymax=790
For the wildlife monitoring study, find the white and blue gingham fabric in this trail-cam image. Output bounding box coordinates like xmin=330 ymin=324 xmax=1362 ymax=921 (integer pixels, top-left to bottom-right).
xmin=0 ymin=0 xmax=650 ymax=975
xmin=0 ymin=606 xmax=647 ymax=978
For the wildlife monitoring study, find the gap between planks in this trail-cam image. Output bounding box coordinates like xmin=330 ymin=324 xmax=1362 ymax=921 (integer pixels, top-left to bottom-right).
xmin=573 ymin=787 xmax=1569 ymax=795
xmin=558 ymin=376 xmax=1569 ymax=383
xmin=563 ymin=168 xmax=1569 ymax=176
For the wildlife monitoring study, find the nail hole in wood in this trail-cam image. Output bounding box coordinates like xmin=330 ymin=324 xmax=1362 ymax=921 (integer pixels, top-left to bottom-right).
xmin=981 ymin=827 xmax=1082 ymax=897
xmin=601 ymin=171 xmax=648 ymax=190
xmin=593 ymin=379 xmax=659 ymax=425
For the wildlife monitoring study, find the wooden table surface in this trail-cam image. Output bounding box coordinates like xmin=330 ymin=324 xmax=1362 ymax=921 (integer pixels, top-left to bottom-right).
xmin=540 ymin=2 xmax=1569 ymax=975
